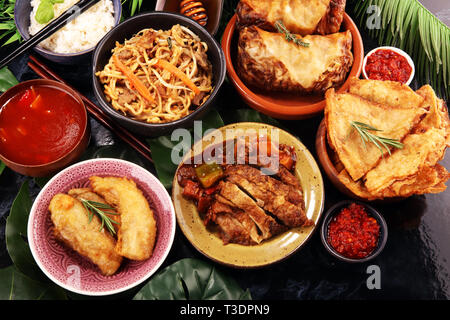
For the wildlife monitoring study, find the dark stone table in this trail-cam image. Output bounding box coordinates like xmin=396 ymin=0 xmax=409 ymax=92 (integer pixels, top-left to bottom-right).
xmin=0 ymin=0 xmax=449 ymax=300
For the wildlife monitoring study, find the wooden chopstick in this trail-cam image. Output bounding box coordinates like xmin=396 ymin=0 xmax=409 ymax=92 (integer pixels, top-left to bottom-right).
xmin=27 ymin=56 xmax=154 ymax=164
xmin=0 ymin=0 xmax=100 ymax=69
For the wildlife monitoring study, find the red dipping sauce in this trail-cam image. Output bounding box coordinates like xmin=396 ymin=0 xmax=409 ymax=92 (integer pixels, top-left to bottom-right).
xmin=0 ymin=84 xmax=86 ymax=165
xmin=327 ymin=203 xmax=380 ymax=259
xmin=365 ymin=48 xmax=413 ymax=84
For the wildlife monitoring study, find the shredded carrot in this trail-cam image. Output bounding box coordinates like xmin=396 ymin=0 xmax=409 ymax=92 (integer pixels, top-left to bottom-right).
xmin=30 ymin=94 xmax=43 ymax=109
xmin=113 ymin=55 xmax=155 ymax=104
xmin=154 ymin=59 xmax=200 ymax=95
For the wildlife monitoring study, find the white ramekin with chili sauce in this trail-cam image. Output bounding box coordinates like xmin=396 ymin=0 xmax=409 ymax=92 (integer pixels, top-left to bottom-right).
xmin=362 ymin=46 xmax=415 ymax=86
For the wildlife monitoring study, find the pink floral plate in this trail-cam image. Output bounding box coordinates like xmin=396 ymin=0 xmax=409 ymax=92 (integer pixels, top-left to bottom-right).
xmin=28 ymin=158 xmax=176 ymax=296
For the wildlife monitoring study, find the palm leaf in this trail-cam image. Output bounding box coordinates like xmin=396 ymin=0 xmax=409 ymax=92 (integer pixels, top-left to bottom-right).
xmin=351 ymin=0 xmax=450 ymax=100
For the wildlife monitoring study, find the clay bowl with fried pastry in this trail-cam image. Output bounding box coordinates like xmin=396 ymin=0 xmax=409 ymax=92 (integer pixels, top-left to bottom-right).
xmin=221 ymin=13 xmax=364 ymax=120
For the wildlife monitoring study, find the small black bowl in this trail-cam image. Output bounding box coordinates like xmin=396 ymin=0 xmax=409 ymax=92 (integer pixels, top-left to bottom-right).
xmin=14 ymin=0 xmax=122 ymax=64
xmin=92 ymin=11 xmax=226 ymax=137
xmin=320 ymin=200 xmax=388 ymax=263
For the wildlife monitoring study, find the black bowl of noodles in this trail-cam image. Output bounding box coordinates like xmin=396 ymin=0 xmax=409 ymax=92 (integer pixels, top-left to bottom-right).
xmin=92 ymin=11 xmax=226 ymax=137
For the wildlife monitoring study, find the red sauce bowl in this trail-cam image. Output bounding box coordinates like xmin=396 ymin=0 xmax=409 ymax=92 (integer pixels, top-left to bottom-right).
xmin=320 ymin=200 xmax=388 ymax=263
xmin=0 ymin=79 xmax=90 ymax=177
xmin=362 ymin=46 xmax=415 ymax=86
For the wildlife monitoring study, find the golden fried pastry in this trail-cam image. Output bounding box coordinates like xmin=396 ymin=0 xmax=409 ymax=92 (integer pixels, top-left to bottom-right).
xmin=364 ymin=128 xmax=447 ymax=194
xmin=68 ymin=188 xmax=120 ymax=234
xmin=89 ymin=176 xmax=157 ymax=261
xmin=326 ymin=77 xmax=450 ymax=200
xmin=325 ymin=88 xmax=428 ymax=181
xmin=236 ymin=0 xmax=346 ymax=36
xmin=347 ymin=77 xmax=424 ymax=110
xmin=237 ymin=26 xmax=353 ymax=94
xmin=49 ymin=194 xmax=123 ymax=276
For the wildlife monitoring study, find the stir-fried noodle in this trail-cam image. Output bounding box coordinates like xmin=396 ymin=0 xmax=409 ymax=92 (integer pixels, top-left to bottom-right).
xmin=96 ymin=24 xmax=213 ymax=123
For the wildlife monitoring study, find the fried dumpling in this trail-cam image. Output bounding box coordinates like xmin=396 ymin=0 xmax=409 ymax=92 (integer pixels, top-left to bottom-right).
xmin=325 ymin=89 xmax=428 ymax=181
xmin=237 ymin=26 xmax=353 ymax=94
xmin=236 ymin=0 xmax=346 ymax=36
xmin=49 ymin=194 xmax=123 ymax=276
xmin=90 ymin=176 xmax=157 ymax=261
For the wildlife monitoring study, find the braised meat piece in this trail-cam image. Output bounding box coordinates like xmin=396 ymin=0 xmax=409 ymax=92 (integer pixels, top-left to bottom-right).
xmin=225 ymin=165 xmax=309 ymax=227
xmin=206 ymin=200 xmax=259 ymax=245
xmin=177 ymin=139 xmax=313 ymax=246
xmin=218 ymin=181 xmax=286 ymax=240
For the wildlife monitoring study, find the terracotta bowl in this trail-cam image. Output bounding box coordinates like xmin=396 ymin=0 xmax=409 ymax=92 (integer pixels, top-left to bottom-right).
xmin=28 ymin=158 xmax=176 ymax=296
xmin=315 ymin=119 xmax=363 ymax=200
xmin=221 ymin=13 xmax=364 ymax=120
xmin=155 ymin=0 xmax=224 ymax=36
xmin=0 ymin=79 xmax=90 ymax=177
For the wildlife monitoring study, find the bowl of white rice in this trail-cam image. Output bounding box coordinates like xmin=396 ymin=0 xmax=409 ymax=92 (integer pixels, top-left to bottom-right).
xmin=15 ymin=0 xmax=121 ymax=64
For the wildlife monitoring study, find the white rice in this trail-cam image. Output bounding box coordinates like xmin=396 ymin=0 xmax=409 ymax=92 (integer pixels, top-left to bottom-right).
xmin=29 ymin=0 xmax=115 ymax=54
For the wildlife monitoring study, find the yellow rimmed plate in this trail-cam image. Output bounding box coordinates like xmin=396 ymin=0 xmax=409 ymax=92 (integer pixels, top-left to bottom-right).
xmin=172 ymin=122 xmax=325 ymax=268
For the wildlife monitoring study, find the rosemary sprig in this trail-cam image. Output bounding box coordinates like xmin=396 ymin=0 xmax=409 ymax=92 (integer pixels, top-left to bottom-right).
xmin=274 ymin=20 xmax=309 ymax=47
xmin=80 ymin=199 xmax=120 ymax=236
xmin=350 ymin=121 xmax=404 ymax=157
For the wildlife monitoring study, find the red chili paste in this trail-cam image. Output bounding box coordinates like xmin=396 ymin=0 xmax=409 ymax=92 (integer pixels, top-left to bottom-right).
xmin=365 ymin=49 xmax=412 ymax=84
xmin=327 ymin=203 xmax=380 ymax=259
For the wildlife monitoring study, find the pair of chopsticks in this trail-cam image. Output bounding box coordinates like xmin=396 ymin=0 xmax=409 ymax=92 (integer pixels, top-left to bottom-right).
xmin=28 ymin=55 xmax=154 ymax=164
xmin=0 ymin=0 xmax=99 ymax=69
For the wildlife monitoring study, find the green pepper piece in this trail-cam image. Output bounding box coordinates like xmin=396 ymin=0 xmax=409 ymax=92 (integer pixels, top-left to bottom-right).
xmin=194 ymin=163 xmax=223 ymax=188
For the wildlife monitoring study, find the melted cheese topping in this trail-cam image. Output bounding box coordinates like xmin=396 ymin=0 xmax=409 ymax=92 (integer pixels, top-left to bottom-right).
xmin=258 ymin=28 xmax=349 ymax=88
xmin=247 ymin=0 xmax=331 ymax=35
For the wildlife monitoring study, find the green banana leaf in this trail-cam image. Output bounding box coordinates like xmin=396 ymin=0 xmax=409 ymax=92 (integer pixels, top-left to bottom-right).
xmin=0 ymin=161 xmax=5 ymax=176
xmin=34 ymin=141 xmax=148 ymax=188
xmin=147 ymin=109 xmax=225 ymax=189
xmin=5 ymin=180 xmax=46 ymax=282
xmin=146 ymin=108 xmax=286 ymax=189
xmin=133 ymin=258 xmax=251 ymax=300
xmin=0 ymin=265 xmax=66 ymax=300
xmin=0 ymin=66 xmax=18 ymax=93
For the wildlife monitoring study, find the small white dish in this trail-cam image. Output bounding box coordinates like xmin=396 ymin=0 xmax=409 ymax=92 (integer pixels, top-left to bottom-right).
xmin=362 ymin=46 xmax=415 ymax=86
